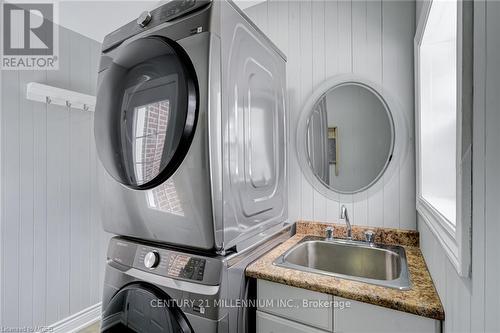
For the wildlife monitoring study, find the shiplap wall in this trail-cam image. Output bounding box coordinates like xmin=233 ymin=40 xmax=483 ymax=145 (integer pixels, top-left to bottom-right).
xmin=245 ymin=0 xmax=416 ymax=229
xmin=0 ymin=26 xmax=109 ymax=328
xmin=417 ymin=1 xmax=500 ymax=332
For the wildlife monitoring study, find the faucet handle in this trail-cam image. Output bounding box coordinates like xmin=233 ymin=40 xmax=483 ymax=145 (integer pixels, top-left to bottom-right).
xmin=364 ymin=230 xmax=376 ymax=244
xmin=325 ymin=226 xmax=334 ymax=240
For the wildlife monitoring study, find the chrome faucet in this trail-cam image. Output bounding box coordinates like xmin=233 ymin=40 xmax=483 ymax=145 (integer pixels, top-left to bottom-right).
xmin=340 ymin=205 xmax=352 ymax=240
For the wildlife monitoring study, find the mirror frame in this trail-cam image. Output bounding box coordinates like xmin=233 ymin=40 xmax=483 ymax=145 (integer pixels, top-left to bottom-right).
xmin=296 ymin=75 xmax=406 ymax=197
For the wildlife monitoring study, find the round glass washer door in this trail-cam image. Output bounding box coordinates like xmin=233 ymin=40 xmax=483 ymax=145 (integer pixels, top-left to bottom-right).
xmin=101 ymin=283 xmax=193 ymax=333
xmin=95 ymin=36 xmax=198 ymax=190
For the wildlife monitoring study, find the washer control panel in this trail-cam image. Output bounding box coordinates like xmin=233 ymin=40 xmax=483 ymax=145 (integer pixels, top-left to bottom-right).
xmin=167 ymin=254 xmax=206 ymax=281
xmin=107 ymin=238 xmax=220 ymax=286
xmin=135 ymin=245 xmax=209 ymax=282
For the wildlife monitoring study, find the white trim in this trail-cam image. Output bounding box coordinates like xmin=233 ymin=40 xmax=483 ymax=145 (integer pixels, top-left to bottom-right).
xmin=414 ymin=0 xmax=432 ymax=45
xmin=0 ymin=32 xmax=3 ymax=327
xmin=417 ymin=199 xmax=460 ymax=268
xmin=0 ymin=36 xmax=3 ymax=327
xmin=45 ymin=303 xmax=101 ymax=333
xmin=414 ymin=0 xmax=472 ymax=277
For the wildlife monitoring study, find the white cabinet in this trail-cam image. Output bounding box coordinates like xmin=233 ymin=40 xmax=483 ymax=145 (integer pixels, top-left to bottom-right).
xmin=256 ymin=280 xmax=441 ymax=333
xmin=256 ymin=310 xmax=330 ymax=333
xmin=334 ymin=297 xmax=441 ymax=333
xmin=257 ymin=279 xmax=333 ymax=331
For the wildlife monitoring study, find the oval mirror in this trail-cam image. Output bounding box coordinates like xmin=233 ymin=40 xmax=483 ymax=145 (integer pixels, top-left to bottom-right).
xmin=298 ymin=81 xmax=395 ymax=194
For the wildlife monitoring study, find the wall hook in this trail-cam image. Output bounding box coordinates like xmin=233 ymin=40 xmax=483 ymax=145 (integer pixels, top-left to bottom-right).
xmin=26 ymin=82 xmax=95 ymax=112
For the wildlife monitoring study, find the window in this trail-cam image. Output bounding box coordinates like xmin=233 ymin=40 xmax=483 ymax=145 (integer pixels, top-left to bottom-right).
xmin=415 ymin=0 xmax=472 ymax=277
xmin=420 ymin=0 xmax=457 ymax=224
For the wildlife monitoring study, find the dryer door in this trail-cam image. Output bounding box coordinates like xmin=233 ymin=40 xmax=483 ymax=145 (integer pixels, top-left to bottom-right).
xmin=95 ymin=36 xmax=198 ymax=190
xmin=101 ymin=283 xmax=193 ymax=333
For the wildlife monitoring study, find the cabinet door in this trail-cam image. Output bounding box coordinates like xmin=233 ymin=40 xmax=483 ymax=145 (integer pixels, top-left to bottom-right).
xmin=257 ymin=280 xmax=333 ymax=331
xmin=257 ymin=311 xmax=330 ymax=333
xmin=333 ymin=297 xmax=441 ymax=333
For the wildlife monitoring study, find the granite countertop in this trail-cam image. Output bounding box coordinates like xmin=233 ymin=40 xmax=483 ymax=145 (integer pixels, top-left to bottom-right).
xmin=246 ymin=221 xmax=445 ymax=321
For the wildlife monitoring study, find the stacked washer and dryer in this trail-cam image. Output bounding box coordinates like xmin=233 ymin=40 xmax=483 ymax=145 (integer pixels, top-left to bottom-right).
xmin=94 ymin=1 xmax=288 ymax=332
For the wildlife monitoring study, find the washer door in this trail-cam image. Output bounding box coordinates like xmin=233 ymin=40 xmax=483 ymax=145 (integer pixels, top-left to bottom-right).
xmin=95 ymin=36 xmax=198 ymax=190
xmin=101 ymin=283 xmax=193 ymax=333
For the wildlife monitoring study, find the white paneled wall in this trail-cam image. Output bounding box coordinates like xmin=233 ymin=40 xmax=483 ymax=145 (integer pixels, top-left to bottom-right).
xmin=417 ymin=1 xmax=500 ymax=332
xmin=245 ymin=0 xmax=416 ymax=229
xmin=0 ymin=27 xmax=109 ymax=328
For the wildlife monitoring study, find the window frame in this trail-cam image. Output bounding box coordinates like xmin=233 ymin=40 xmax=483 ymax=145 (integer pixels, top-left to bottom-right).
xmin=414 ymin=0 xmax=472 ymax=277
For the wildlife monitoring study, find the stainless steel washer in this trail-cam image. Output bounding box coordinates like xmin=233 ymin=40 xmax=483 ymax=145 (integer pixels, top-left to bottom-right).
xmin=101 ymin=226 xmax=291 ymax=332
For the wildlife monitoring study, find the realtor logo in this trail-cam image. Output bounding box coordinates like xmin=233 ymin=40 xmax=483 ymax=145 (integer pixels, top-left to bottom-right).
xmin=2 ymin=2 xmax=59 ymax=69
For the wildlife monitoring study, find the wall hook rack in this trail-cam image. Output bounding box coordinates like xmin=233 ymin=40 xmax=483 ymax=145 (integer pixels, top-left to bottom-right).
xmin=26 ymin=82 xmax=96 ymax=112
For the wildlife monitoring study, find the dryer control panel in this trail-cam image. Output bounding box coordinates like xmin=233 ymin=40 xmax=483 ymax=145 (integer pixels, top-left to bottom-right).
xmin=107 ymin=237 xmax=221 ymax=286
xmin=102 ymin=0 xmax=212 ymax=52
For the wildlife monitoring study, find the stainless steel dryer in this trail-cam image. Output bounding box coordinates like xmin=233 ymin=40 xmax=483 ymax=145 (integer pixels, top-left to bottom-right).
xmin=94 ymin=0 xmax=287 ymax=254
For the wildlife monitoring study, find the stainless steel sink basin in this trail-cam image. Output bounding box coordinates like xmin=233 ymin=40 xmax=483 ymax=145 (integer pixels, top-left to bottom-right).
xmin=274 ymin=237 xmax=410 ymax=290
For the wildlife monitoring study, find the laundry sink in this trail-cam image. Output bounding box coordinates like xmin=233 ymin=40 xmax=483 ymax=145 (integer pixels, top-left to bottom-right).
xmin=274 ymin=237 xmax=410 ymax=290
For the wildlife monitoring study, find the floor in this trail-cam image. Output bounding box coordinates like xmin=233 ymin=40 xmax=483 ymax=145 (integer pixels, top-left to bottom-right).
xmin=78 ymin=321 xmax=100 ymax=333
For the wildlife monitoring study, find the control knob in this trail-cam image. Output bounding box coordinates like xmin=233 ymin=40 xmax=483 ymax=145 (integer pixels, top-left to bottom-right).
xmin=137 ymin=11 xmax=152 ymax=28
xmin=144 ymin=251 xmax=160 ymax=269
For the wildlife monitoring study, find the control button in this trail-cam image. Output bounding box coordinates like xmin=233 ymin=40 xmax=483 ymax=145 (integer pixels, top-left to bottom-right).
xmin=144 ymin=251 xmax=160 ymax=269
xmin=137 ymin=11 xmax=152 ymax=28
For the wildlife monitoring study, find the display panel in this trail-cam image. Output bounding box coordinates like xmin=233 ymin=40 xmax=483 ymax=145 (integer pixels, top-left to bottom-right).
xmin=167 ymin=254 xmax=206 ymax=281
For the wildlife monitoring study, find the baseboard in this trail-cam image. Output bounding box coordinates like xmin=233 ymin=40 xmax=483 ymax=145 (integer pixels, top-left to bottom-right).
xmin=46 ymin=303 xmax=101 ymax=333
